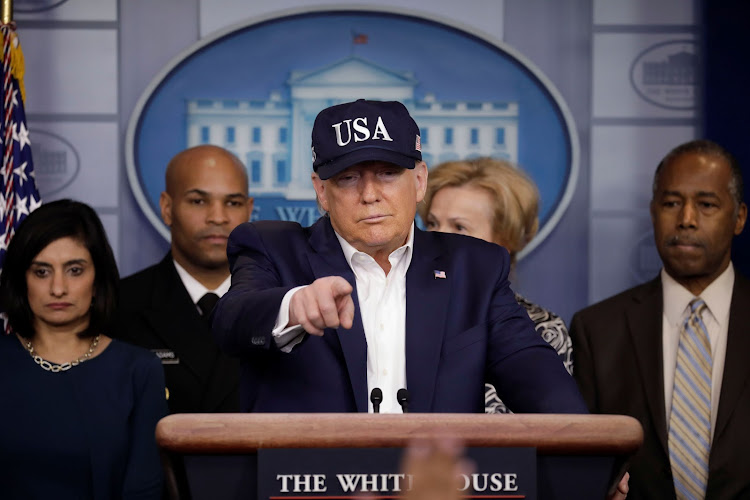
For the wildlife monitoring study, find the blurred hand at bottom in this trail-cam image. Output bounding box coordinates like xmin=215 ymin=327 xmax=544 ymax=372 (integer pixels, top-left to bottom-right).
xmin=400 ymin=438 xmax=474 ymax=500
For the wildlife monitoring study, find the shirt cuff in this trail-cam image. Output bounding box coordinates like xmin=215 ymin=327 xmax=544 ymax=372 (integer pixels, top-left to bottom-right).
xmin=272 ymin=285 xmax=307 ymax=353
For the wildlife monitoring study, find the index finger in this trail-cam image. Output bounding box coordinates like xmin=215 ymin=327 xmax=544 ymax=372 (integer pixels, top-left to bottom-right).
xmin=330 ymin=276 xmax=353 ymax=298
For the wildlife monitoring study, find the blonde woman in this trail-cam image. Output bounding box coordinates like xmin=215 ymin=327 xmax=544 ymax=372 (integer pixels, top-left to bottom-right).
xmin=420 ymin=157 xmax=573 ymax=413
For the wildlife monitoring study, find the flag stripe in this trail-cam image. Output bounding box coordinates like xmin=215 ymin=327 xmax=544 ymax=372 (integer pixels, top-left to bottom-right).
xmin=0 ymin=24 xmax=42 ymax=333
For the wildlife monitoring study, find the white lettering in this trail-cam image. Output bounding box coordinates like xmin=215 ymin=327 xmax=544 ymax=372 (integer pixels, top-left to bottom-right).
xmin=352 ymin=117 xmax=370 ymax=142
xmin=458 ymin=474 xmax=471 ymax=491
xmin=292 ymin=474 xmax=313 ymax=493
xmin=335 ymin=474 xmax=404 ymax=492
xmin=360 ymin=474 xmax=378 ymax=492
xmin=313 ymin=474 xmax=327 ymax=492
xmin=458 ymin=472 xmax=517 ymax=492
xmin=277 ymin=474 xmax=326 ymax=493
xmin=275 ymin=206 xmax=304 ymax=222
xmin=337 ymin=474 xmax=361 ymax=492
xmin=380 ymin=474 xmax=391 ymax=492
xmin=275 ymin=206 xmax=319 ymax=225
xmin=332 ymin=120 xmax=353 ymax=146
xmin=372 ymin=116 xmax=393 ymax=141
xmin=277 ymin=474 xmax=292 ymax=493
xmin=472 ymin=473 xmax=489 ymax=492
xmin=505 ymin=473 xmax=518 ymax=491
xmin=490 ymin=473 xmax=503 ymax=491
xmin=391 ymin=473 xmax=407 ymax=492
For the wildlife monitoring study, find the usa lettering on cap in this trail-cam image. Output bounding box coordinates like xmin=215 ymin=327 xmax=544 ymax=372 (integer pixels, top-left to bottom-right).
xmin=332 ymin=116 xmax=394 ymax=146
xmin=311 ymin=99 xmax=422 ymax=180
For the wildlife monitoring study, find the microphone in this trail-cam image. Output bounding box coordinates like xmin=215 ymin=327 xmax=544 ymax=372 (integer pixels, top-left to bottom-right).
xmin=370 ymin=388 xmax=383 ymax=413
xmin=397 ymin=388 xmax=410 ymax=413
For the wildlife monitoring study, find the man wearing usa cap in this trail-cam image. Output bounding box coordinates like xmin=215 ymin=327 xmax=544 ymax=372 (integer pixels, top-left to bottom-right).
xmin=212 ymin=99 xmax=587 ymax=414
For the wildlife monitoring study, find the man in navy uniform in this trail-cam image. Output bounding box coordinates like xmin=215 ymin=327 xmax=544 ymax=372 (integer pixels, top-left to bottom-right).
xmin=117 ymin=144 xmax=253 ymax=413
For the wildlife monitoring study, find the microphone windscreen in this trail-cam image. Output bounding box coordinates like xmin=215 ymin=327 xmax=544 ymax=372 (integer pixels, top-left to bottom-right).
xmin=397 ymin=388 xmax=410 ymax=412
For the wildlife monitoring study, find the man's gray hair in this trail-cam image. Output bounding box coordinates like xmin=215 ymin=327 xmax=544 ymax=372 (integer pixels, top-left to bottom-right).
xmin=652 ymin=139 xmax=744 ymax=212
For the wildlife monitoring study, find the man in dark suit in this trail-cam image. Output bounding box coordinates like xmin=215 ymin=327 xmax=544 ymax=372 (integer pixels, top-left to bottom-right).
xmin=117 ymin=145 xmax=253 ymax=413
xmin=212 ymin=99 xmax=586 ymax=415
xmin=571 ymin=140 xmax=749 ymax=499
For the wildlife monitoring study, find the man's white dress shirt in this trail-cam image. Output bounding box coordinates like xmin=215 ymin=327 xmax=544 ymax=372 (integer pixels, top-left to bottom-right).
xmin=273 ymin=224 xmax=415 ymax=413
xmin=173 ymin=260 xmax=231 ymax=312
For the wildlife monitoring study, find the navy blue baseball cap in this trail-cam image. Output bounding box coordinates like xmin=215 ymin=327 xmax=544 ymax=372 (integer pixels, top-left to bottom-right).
xmin=311 ymin=99 xmax=422 ymax=180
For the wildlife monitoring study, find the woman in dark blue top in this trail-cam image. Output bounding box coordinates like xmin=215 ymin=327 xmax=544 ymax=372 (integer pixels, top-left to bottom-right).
xmin=0 ymin=199 xmax=167 ymax=499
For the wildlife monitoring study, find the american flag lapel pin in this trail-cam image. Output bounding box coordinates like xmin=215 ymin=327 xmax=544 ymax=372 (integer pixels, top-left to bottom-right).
xmin=433 ymin=269 xmax=447 ymax=279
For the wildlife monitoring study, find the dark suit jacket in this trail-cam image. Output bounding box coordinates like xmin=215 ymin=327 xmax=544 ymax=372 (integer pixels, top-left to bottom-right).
xmin=212 ymin=217 xmax=586 ymax=414
xmin=115 ymin=254 xmax=239 ymax=414
xmin=570 ymin=272 xmax=750 ymax=500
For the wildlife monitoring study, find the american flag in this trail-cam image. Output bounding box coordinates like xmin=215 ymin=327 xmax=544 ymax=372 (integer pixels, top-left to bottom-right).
xmin=0 ymin=24 xmax=41 ymax=276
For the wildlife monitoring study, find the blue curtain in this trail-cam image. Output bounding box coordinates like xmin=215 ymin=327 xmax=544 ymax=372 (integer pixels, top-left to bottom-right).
xmin=702 ymin=1 xmax=750 ymax=277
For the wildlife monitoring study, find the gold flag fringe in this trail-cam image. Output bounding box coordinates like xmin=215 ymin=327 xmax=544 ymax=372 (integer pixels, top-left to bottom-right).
xmin=0 ymin=28 xmax=26 ymax=104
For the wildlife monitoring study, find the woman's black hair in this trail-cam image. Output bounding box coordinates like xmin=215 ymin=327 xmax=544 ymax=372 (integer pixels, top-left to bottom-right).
xmin=0 ymin=199 xmax=119 ymax=339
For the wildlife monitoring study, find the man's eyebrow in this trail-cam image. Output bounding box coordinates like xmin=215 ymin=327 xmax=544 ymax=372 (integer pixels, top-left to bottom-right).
xmin=695 ymin=191 xmax=720 ymax=199
xmin=183 ymin=189 xmax=246 ymax=198
xmin=660 ymin=189 xmax=721 ymax=199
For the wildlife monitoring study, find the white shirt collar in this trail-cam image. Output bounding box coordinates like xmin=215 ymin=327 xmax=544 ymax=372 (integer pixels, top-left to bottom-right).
xmin=172 ymin=259 xmax=231 ymax=305
xmin=661 ymin=263 xmax=734 ymax=327
xmin=334 ymin=222 xmax=415 ymax=277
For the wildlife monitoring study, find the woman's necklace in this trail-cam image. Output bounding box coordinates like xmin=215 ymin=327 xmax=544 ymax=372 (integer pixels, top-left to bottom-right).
xmin=24 ymin=334 xmax=101 ymax=373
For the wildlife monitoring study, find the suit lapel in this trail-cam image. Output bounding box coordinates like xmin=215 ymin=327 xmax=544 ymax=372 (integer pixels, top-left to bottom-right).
xmin=143 ymin=256 xmax=219 ymax=385
xmin=405 ymin=229 xmax=450 ymax=412
xmin=307 ymin=218 xmax=368 ymax=412
xmin=626 ymin=277 xmax=669 ymax=453
xmin=713 ymin=273 xmax=750 ymax=442
xmin=198 ymin=347 xmax=240 ymax=412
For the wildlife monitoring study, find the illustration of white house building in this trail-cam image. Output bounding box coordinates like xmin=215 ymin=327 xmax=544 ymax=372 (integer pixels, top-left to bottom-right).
xmin=186 ymin=56 xmax=518 ymax=199
xmin=641 ymin=49 xmax=696 ymax=85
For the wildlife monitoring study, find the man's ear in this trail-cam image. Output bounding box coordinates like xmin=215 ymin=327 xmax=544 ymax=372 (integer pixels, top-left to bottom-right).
xmin=159 ymin=191 xmax=173 ymax=226
xmin=414 ymin=161 xmax=428 ymax=204
xmin=312 ymin=173 xmax=329 ymax=212
xmin=735 ymin=202 xmax=748 ymax=235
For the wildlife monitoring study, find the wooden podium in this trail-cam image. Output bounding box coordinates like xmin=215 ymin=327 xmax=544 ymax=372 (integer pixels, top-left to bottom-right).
xmin=156 ymin=413 xmax=643 ymax=500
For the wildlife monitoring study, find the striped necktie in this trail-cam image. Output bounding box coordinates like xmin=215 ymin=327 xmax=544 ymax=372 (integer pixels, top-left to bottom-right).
xmin=668 ymin=298 xmax=711 ymax=500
